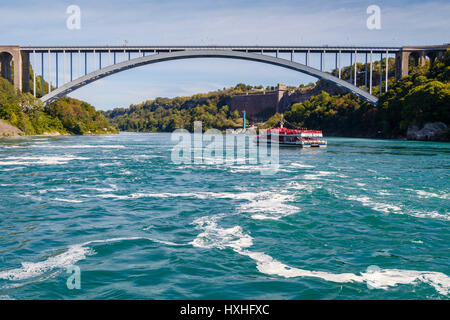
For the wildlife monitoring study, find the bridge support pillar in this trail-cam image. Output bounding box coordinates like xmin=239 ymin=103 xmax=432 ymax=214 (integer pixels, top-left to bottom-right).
xmin=395 ymin=45 xmax=450 ymax=79
xmin=418 ymin=51 xmax=427 ymax=67
xmin=0 ymin=46 xmax=29 ymax=92
xmin=426 ymin=50 xmax=443 ymax=67
xmin=395 ymin=50 xmax=411 ymax=80
xmin=21 ymin=51 xmax=30 ymax=93
xmin=395 ymin=52 xmax=401 ymax=80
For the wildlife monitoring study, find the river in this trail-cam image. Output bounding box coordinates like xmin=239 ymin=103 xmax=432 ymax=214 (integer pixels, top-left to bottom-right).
xmin=0 ymin=133 xmax=449 ymax=299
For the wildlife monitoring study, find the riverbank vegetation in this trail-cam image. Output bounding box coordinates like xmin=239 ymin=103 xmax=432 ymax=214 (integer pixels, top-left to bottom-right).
xmin=47 ymin=50 xmax=449 ymax=141
xmin=106 ymin=49 xmax=449 ymax=141
xmin=281 ymin=50 xmax=450 ymax=140
xmin=0 ymin=76 xmax=117 ymax=136
xmin=104 ymin=85 xmax=264 ymax=132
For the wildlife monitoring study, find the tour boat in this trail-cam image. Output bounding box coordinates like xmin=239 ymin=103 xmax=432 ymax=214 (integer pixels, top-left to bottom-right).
xmin=256 ymin=117 xmax=327 ymax=148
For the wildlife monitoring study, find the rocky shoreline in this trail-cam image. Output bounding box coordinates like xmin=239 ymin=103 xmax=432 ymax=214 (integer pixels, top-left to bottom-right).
xmin=406 ymin=122 xmax=449 ymax=142
xmin=0 ymin=120 xmax=23 ymax=137
xmin=295 ymin=122 xmax=449 ymax=142
xmin=2 ymin=117 xmax=448 ymax=142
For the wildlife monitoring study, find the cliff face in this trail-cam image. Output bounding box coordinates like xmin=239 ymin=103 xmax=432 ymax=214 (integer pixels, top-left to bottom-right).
xmin=229 ymin=81 xmax=343 ymax=122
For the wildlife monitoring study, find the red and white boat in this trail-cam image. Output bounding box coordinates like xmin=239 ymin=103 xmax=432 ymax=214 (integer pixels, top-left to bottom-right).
xmin=256 ymin=117 xmax=327 ymax=148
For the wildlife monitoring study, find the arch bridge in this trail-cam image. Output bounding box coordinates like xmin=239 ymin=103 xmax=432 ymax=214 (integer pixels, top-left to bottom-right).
xmin=0 ymin=44 xmax=448 ymax=106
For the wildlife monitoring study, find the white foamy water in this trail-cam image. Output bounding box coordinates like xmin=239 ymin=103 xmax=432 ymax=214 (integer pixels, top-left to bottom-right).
xmin=228 ymin=164 xmax=289 ymax=174
xmin=407 ymin=189 xmax=450 ymax=200
xmin=53 ymin=198 xmax=83 ymax=203
xmin=49 ymin=187 xmax=65 ymax=192
xmin=408 ymin=210 xmax=450 ymax=221
xmin=0 ymin=167 xmax=25 ymax=171
xmin=356 ymin=182 xmax=366 ymax=187
xmin=97 ymin=192 xmax=223 ymax=200
xmin=303 ymin=171 xmax=337 ymax=180
xmin=238 ymin=193 xmax=299 ymax=220
xmin=190 ymin=216 xmax=253 ymax=250
xmin=0 ymin=155 xmax=89 ymax=165
xmin=191 ymin=216 xmax=450 ymax=296
xmin=0 ymin=237 xmax=184 ymax=284
xmin=287 ymin=181 xmax=320 ymax=193
xmin=348 ymin=195 xmax=402 ymax=214
xmin=85 ymin=184 xmax=119 ymax=193
xmin=131 ymin=154 xmax=162 ymax=161
xmin=99 ymin=190 xmax=262 ymax=201
xmin=347 ymin=195 xmax=450 ymax=221
xmin=97 ymin=193 xmax=132 ymax=200
xmin=99 ymin=190 xmax=299 ymax=221
xmin=119 ymin=169 xmax=133 ymax=175
xmin=290 ymin=163 xmax=315 ymax=168
xmin=241 ymin=251 xmax=450 ymax=295
xmin=98 ymin=162 xmax=121 ymax=167
xmin=31 ymin=145 xmax=125 ymax=149
xmin=0 ymin=243 xmax=92 ymax=281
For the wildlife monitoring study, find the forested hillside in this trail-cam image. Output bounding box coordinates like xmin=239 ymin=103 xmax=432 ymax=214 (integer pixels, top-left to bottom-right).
xmin=281 ymin=50 xmax=450 ymax=140
xmin=104 ymin=84 xmax=261 ymax=132
xmin=106 ymin=51 xmax=449 ymax=141
xmin=0 ymin=76 xmax=117 ymax=136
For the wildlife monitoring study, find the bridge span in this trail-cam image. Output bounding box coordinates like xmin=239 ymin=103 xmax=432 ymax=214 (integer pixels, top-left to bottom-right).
xmin=0 ymin=44 xmax=448 ymax=106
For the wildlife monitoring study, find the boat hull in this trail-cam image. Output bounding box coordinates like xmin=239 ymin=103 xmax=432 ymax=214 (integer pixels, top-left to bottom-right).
xmin=256 ymin=140 xmax=327 ymax=148
xmin=256 ymin=127 xmax=327 ymax=148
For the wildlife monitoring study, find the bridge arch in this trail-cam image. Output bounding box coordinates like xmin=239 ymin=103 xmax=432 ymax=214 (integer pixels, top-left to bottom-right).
xmin=41 ymin=50 xmax=379 ymax=106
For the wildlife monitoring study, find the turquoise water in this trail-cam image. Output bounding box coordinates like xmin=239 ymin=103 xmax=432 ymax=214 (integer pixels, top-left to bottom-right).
xmin=0 ymin=133 xmax=449 ymax=300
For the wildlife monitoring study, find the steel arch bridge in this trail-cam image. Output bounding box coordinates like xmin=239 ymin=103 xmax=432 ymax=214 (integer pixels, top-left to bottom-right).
xmin=39 ymin=49 xmax=380 ymax=105
xmin=7 ymin=45 xmax=441 ymax=106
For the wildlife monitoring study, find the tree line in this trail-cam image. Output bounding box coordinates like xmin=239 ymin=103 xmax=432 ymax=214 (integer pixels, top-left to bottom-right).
xmin=103 ymin=84 xmax=270 ymax=132
xmin=0 ymin=73 xmax=117 ymax=136
xmin=280 ymin=50 xmax=449 ymax=140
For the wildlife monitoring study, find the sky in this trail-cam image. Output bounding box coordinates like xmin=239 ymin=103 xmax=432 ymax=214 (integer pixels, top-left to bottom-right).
xmin=1 ymin=0 xmax=449 ymax=110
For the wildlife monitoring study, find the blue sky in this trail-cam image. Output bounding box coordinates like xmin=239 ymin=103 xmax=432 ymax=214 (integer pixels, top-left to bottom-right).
xmin=1 ymin=0 xmax=449 ymax=110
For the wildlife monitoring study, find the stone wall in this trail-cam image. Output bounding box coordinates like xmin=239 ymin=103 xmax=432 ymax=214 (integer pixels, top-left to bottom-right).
xmin=229 ymin=84 xmax=287 ymax=122
xmin=229 ymin=82 xmax=342 ymax=122
xmin=278 ymin=81 xmax=342 ymax=111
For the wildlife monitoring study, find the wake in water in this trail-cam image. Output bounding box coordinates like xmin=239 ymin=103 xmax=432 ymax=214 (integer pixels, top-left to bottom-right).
xmin=190 ymin=215 xmax=450 ymax=296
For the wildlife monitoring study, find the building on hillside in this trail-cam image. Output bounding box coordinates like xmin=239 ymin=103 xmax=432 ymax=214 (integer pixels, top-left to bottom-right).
xmin=229 ymin=82 xmax=342 ymax=122
xmin=229 ymin=84 xmax=287 ymax=122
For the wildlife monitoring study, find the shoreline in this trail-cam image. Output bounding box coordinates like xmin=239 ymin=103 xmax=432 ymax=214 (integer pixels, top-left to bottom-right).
xmin=3 ymin=130 xmax=446 ymax=143
xmin=0 ymin=131 xmax=119 ymax=139
xmin=116 ymin=130 xmax=450 ymax=143
xmin=2 ymin=124 xmax=447 ymax=143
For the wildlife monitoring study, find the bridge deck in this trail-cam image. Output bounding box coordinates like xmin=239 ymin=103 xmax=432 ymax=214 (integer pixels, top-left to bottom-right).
xmin=3 ymin=44 xmax=447 ymax=106
xmin=21 ymin=45 xmax=402 ymax=53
